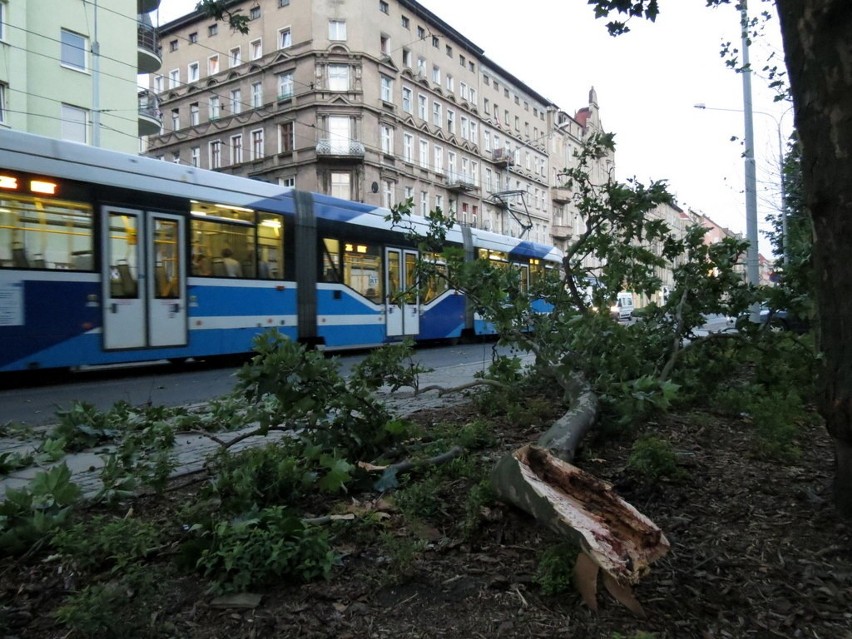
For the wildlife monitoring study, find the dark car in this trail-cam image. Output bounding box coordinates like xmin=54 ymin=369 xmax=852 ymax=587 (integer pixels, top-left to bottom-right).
xmin=759 ymin=307 xmax=810 ymax=334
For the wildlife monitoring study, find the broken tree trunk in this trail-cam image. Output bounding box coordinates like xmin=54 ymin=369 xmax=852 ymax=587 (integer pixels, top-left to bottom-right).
xmin=491 ymin=374 xmax=670 ymax=615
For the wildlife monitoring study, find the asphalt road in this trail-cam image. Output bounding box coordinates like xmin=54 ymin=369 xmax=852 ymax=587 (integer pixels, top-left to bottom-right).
xmin=0 ymin=341 xmax=512 ymax=427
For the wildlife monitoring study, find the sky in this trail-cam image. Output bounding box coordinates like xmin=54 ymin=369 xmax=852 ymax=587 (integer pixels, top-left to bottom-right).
xmin=155 ymin=1 xmax=793 ymax=256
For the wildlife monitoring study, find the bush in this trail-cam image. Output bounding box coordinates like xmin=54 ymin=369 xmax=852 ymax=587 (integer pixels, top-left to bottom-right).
xmin=534 ymin=542 xmax=579 ymax=595
xmin=627 ymin=434 xmax=685 ymax=482
xmin=195 ymin=506 xmax=335 ymax=593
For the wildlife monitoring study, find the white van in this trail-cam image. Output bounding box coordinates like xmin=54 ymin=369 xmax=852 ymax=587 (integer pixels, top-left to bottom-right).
xmin=611 ymin=292 xmax=634 ymax=321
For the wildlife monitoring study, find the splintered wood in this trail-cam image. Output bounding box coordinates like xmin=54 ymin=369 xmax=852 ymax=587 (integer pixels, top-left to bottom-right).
xmin=491 ymin=444 xmax=670 ymax=615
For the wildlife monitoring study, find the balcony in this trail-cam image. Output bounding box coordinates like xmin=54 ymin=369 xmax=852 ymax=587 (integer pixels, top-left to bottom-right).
xmin=445 ymin=171 xmax=477 ymax=192
xmin=550 ymin=225 xmax=573 ymax=240
xmin=138 ymin=90 xmax=162 ymax=136
xmin=551 ymin=186 xmax=571 ymax=204
xmin=137 ymin=14 xmax=161 ymax=74
xmin=316 ymin=138 xmax=366 ymax=160
xmin=138 ymin=0 xmax=161 ymax=13
xmin=492 ymin=148 xmax=513 ymax=168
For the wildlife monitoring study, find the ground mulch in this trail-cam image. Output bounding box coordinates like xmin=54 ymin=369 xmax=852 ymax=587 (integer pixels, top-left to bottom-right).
xmin=2 ymin=397 xmax=851 ymax=639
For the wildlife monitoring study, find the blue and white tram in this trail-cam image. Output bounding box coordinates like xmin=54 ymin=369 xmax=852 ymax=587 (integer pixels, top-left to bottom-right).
xmin=0 ymin=130 xmax=562 ymax=373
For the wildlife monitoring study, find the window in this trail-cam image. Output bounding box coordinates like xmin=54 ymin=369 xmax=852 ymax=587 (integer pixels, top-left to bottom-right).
xmin=188 ymin=62 xmax=199 ymax=82
xmin=328 ymin=19 xmax=346 ymax=41
xmin=379 ymin=0 xmax=389 ymax=13
xmin=447 ymin=108 xmax=455 ymax=135
xmin=231 ymin=134 xmax=243 ymax=164
xmin=470 ymin=121 xmax=478 ymax=144
xmin=445 ymin=44 xmax=452 ymax=57
xmin=171 ymin=108 xmax=179 ymax=130
xmin=469 ymin=61 xmax=475 ymax=72
xmin=420 ymin=191 xmax=428 ymax=215
xmin=250 ymin=5 xmax=261 ymax=19
xmin=0 ymin=83 xmax=6 ymax=124
xmin=448 ymin=151 xmax=456 ymax=177
xmin=60 ymin=29 xmax=87 ymax=71
xmin=250 ymin=39 xmax=262 ymax=60
xmin=469 ymin=87 xmax=477 ymax=104
xmin=417 ymin=57 xmax=426 ymax=76
xmin=277 ymin=71 xmax=294 ymax=99
xmin=279 ymin=0 xmax=290 ymax=6
xmin=190 ymin=147 xmax=200 ymax=167
xmin=404 ymin=186 xmax=413 ymax=200
xmin=434 ymin=146 xmax=443 ymax=174
xmin=209 ymin=96 xmax=220 ymax=119
xmin=417 ymin=94 xmax=427 ymax=120
xmin=432 ymin=101 xmax=442 ymax=127
xmin=402 ymin=86 xmax=412 ymax=113
xmin=435 ymin=194 xmax=443 ymax=213
xmin=169 ymin=39 xmax=178 ymax=52
xmin=61 ymin=104 xmax=89 ymax=144
xmin=401 ymin=47 xmax=411 ymax=67
xmin=251 ymin=82 xmax=263 ymax=108
xmin=229 ymin=46 xmax=242 ymax=68
xmin=380 ymin=124 xmax=393 ymax=154
xmin=153 ymin=75 xmax=163 ymax=93
xmin=189 ymin=32 xmax=198 ymax=44
xmin=432 ymin=36 xmax=439 ymax=48
xmin=432 ymin=65 xmax=441 ymax=84
xmin=504 ymin=109 xmax=510 ymax=125
xmin=330 ymin=172 xmax=350 ymax=199
xmin=515 ymin=115 xmax=520 ymax=131
xmin=0 ymin=194 xmax=94 ymax=272
xmin=328 ymin=64 xmax=349 ymax=91
xmin=459 ymin=54 xmax=465 ymax=67
xmin=419 ymin=139 xmax=428 ymax=168
xmin=403 ymin=133 xmax=413 ymax=162
xmin=483 ymin=97 xmax=490 ymax=114
xmin=208 ymin=23 xmax=218 ymax=36
xmin=230 ymin=88 xmax=242 ymax=114
xmin=208 ymin=55 xmax=219 ymax=75
xmin=380 ymin=75 xmax=393 ymax=102
xmin=209 ymin=141 xmax=222 ymax=169
xmin=460 ymin=82 xmax=468 ymax=101
xmin=279 ymin=122 xmax=294 ymax=153
xmin=251 ymin=129 xmax=264 ymax=160
xmin=189 ymin=103 xmax=199 ymax=126
xmin=417 ymin=26 xmax=426 ymax=39
xmin=172 ymin=152 xmax=180 ymax=163
xmin=280 ymin=176 xmax=295 ymax=188
xmin=382 ymin=180 xmax=393 ymax=208
xmin=401 ymin=15 xmax=409 ymax=28
xmin=446 ymin=74 xmax=454 ymax=92
xmin=278 ymin=28 xmax=291 ymax=49
xmin=461 ymin=116 xmax=469 ymax=140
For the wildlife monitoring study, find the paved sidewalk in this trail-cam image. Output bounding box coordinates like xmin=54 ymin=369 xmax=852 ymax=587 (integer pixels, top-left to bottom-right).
xmin=0 ymin=358 xmax=509 ymax=500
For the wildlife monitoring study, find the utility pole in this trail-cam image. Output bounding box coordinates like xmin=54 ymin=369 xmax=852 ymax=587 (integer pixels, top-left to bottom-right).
xmin=740 ymin=0 xmax=759 ymax=292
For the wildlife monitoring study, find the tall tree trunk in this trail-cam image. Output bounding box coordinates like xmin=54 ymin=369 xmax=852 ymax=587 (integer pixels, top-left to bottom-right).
xmin=776 ymin=0 xmax=852 ymax=516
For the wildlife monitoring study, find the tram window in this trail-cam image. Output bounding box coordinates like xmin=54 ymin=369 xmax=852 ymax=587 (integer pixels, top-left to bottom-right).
xmin=154 ymin=218 xmax=180 ymax=299
xmin=517 ymin=263 xmax=530 ymax=293
xmin=322 ymin=238 xmax=341 ymax=282
xmin=342 ymin=241 xmax=381 ymax=300
xmin=257 ymin=213 xmax=284 ymax=279
xmin=423 ymin=252 xmax=448 ymax=302
xmin=107 ymin=213 xmax=139 ymax=299
xmin=190 ymin=203 xmax=285 ymax=280
xmin=0 ymin=193 xmax=93 ymax=270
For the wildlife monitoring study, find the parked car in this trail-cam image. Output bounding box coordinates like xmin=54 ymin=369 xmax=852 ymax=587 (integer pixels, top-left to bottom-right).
xmin=759 ymin=307 xmax=810 ymax=334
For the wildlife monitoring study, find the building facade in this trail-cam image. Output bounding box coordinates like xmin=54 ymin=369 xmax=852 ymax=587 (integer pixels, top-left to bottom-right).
xmin=145 ymin=0 xmax=606 ymax=248
xmin=0 ymin=0 xmax=161 ymax=153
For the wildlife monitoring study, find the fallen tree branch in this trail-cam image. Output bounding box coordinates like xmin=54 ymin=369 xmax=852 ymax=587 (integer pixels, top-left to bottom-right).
xmin=536 ymin=373 xmax=598 ymax=463
xmin=491 ymin=444 xmax=670 ymax=615
xmin=415 ymin=378 xmax=509 ymax=396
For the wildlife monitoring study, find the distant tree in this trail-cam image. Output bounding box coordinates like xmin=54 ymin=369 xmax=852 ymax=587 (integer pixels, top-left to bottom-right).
xmin=587 ymin=0 xmax=852 ymax=516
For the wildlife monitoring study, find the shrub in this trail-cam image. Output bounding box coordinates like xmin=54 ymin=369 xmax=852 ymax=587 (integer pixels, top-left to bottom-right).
xmin=534 ymin=542 xmax=579 ymax=595
xmin=627 ymin=435 xmax=685 ymax=482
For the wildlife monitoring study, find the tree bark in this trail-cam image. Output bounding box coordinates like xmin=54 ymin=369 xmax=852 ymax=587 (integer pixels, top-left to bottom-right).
xmin=775 ymin=0 xmax=852 ymax=517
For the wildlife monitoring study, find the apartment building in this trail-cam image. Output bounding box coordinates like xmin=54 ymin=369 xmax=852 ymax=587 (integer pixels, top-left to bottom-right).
xmin=0 ymin=0 xmax=162 ymax=153
xmin=145 ymin=0 xmax=606 ymax=246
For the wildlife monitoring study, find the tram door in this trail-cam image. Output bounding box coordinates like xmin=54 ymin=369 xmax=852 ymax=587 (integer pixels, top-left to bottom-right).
xmin=385 ymin=248 xmax=420 ymax=338
xmin=101 ymin=207 xmax=188 ymax=350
